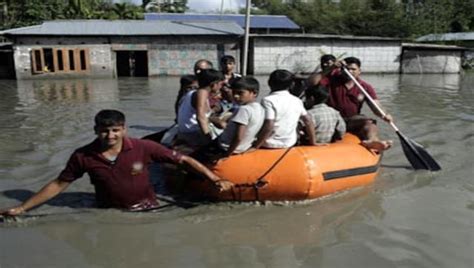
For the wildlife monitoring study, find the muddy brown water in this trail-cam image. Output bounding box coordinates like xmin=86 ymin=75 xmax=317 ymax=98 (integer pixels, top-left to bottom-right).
xmin=0 ymin=73 xmax=473 ymax=267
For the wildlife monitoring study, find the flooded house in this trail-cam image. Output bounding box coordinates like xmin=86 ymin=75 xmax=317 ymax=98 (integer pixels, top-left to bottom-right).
xmin=0 ymin=20 xmax=243 ymax=79
xmin=414 ymin=32 xmax=474 ymax=71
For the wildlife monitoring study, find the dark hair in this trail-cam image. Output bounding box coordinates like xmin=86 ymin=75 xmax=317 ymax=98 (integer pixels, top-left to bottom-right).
xmin=268 ymin=69 xmax=294 ymax=91
xmin=307 ymin=85 xmax=329 ymax=106
xmin=220 ymin=55 xmax=236 ymax=65
xmin=94 ymin=110 xmax=125 ymax=127
xmin=197 ymin=69 xmax=224 ymax=88
xmin=193 ymin=59 xmax=213 ymax=74
xmin=231 ymin=76 xmax=259 ymax=95
xmin=174 ymin=75 xmax=197 ymax=116
xmin=343 ymin=56 xmax=361 ymax=67
xmin=320 ymin=54 xmax=336 ymax=66
xmin=180 ymin=74 xmax=197 ymax=90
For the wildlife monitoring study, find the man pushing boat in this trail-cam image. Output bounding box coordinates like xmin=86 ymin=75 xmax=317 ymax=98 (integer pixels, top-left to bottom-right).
xmin=0 ymin=110 xmax=233 ymax=216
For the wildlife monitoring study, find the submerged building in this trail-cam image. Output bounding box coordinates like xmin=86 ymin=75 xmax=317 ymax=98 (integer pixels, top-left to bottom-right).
xmin=0 ymin=19 xmax=468 ymax=79
xmin=0 ymin=20 xmax=243 ymax=79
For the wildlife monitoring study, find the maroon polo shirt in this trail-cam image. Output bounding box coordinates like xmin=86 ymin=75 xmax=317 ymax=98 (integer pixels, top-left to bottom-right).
xmin=57 ymin=137 xmax=183 ymax=210
xmin=327 ymin=78 xmax=378 ymax=118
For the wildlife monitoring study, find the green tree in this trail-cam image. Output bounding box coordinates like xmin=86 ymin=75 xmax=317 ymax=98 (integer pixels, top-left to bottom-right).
xmin=144 ymin=0 xmax=188 ymax=13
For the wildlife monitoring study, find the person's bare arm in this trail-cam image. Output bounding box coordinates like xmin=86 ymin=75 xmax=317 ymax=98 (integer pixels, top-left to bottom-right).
xmin=0 ymin=179 xmax=71 ymax=216
xmin=253 ymin=119 xmax=274 ymax=149
xmin=226 ymin=123 xmax=247 ymax=155
xmin=368 ymin=100 xmax=393 ymax=123
xmin=179 ymin=155 xmax=233 ymax=191
xmin=307 ymin=72 xmax=323 ymax=86
xmin=194 ymin=89 xmax=211 ymax=135
xmin=301 ymin=114 xmax=316 ymax=145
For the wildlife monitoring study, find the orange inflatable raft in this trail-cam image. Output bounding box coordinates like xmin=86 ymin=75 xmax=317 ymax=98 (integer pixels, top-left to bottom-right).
xmin=165 ymin=133 xmax=381 ymax=202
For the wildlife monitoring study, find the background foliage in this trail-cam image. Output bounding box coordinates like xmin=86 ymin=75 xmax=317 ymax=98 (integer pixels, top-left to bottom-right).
xmin=1 ymin=0 xmax=473 ymax=39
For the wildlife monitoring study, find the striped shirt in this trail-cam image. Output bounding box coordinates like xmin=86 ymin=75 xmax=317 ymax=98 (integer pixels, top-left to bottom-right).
xmin=308 ymin=103 xmax=346 ymax=143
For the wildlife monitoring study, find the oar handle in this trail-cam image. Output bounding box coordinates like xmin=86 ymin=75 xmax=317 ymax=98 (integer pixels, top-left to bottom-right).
xmin=341 ymin=66 xmax=400 ymax=132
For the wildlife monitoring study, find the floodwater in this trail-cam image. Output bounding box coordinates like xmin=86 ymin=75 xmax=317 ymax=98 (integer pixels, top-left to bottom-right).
xmin=0 ymin=73 xmax=473 ymax=268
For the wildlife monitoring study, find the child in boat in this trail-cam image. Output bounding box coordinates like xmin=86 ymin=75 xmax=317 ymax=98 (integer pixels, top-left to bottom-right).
xmin=220 ymin=55 xmax=241 ymax=113
xmin=254 ymin=69 xmax=316 ymax=149
xmin=217 ymin=77 xmax=264 ymax=155
xmin=305 ymin=54 xmax=337 ymax=109
xmin=220 ymin=55 xmax=241 ymax=85
xmin=177 ymin=69 xmax=225 ymax=148
xmin=306 ymin=84 xmax=346 ymax=143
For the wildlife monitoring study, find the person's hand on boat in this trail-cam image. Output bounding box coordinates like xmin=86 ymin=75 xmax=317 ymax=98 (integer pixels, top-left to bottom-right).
xmin=213 ymin=179 xmax=234 ymax=192
xmin=0 ymin=205 xmax=26 ymax=216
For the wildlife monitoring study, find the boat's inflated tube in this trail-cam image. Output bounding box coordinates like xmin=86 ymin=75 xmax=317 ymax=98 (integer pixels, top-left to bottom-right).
xmin=166 ymin=133 xmax=381 ymax=202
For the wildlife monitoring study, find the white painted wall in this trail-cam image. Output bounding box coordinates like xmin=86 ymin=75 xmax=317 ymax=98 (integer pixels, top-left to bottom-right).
xmin=401 ymin=50 xmax=462 ymax=73
xmin=252 ymin=37 xmax=401 ymax=74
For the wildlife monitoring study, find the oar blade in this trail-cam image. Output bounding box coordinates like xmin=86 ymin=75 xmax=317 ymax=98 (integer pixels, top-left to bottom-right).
xmin=396 ymin=131 xmax=441 ymax=171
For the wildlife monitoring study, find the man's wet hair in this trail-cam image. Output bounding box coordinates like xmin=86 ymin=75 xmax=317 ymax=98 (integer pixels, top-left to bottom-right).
xmin=268 ymin=69 xmax=294 ymax=91
xmin=231 ymin=76 xmax=259 ymax=95
xmin=343 ymin=56 xmax=361 ymax=67
xmin=320 ymin=54 xmax=336 ymax=66
xmin=193 ymin=59 xmax=213 ymax=74
xmin=307 ymin=85 xmax=329 ymax=106
xmin=95 ymin=110 xmax=125 ymax=127
xmin=197 ymin=69 xmax=224 ymax=88
xmin=220 ymin=55 xmax=236 ymax=65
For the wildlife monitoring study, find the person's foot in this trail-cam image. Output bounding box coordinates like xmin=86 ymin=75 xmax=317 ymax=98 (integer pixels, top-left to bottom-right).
xmin=362 ymin=140 xmax=393 ymax=152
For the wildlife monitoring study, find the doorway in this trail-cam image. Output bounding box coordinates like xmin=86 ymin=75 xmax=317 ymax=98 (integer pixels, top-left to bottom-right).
xmin=0 ymin=44 xmax=15 ymax=79
xmin=116 ymin=51 xmax=148 ymax=77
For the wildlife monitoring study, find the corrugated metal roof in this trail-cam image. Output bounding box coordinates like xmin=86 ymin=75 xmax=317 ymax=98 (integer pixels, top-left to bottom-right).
xmin=251 ymin=33 xmax=401 ymax=41
xmin=416 ymin=32 xmax=474 ymax=42
xmin=0 ymin=20 xmax=244 ymax=36
xmin=145 ymin=13 xmax=300 ymax=29
xmin=402 ymin=42 xmax=465 ymax=50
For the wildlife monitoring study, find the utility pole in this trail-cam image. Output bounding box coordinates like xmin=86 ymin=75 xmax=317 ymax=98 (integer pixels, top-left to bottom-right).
xmin=242 ymin=0 xmax=251 ymax=75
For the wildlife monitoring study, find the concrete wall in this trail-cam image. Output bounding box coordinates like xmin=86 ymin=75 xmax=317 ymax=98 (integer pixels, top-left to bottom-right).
xmin=13 ymin=41 xmax=115 ymax=80
xmin=12 ymin=36 xmax=240 ymax=78
xmin=251 ymin=36 xmax=401 ymax=74
xmin=147 ymin=43 xmax=238 ymax=76
xmin=401 ymin=49 xmax=462 ymax=73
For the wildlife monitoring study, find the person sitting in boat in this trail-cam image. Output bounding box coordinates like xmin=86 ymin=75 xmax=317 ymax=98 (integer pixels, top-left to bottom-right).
xmin=177 ymin=69 xmax=225 ymax=148
xmin=220 ymin=55 xmax=242 ymax=86
xmin=217 ymin=55 xmax=241 ymax=116
xmin=207 ymin=55 xmax=240 ymax=119
xmin=326 ymin=56 xmax=393 ymax=152
xmin=190 ymin=77 xmax=264 ymax=163
xmin=217 ymin=77 xmax=264 ymax=155
xmin=305 ymin=54 xmax=337 ymax=109
xmin=174 ymin=74 xmax=198 ymax=121
xmin=193 ymin=59 xmax=213 ymax=75
xmin=254 ymin=69 xmax=316 ymax=149
xmin=0 ymin=110 xmax=233 ymax=216
xmin=306 ymin=84 xmax=346 ymax=144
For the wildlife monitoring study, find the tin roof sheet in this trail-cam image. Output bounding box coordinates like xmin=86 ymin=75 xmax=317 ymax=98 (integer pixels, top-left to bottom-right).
xmin=0 ymin=20 xmax=244 ymax=36
xmin=416 ymin=32 xmax=474 ymax=42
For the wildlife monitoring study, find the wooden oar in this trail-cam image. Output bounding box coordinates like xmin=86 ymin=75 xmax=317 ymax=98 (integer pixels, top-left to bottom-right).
xmin=341 ymin=66 xmax=441 ymax=171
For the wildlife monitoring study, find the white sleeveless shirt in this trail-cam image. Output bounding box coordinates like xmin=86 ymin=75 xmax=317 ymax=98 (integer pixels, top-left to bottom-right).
xmin=177 ymin=90 xmax=211 ymax=134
